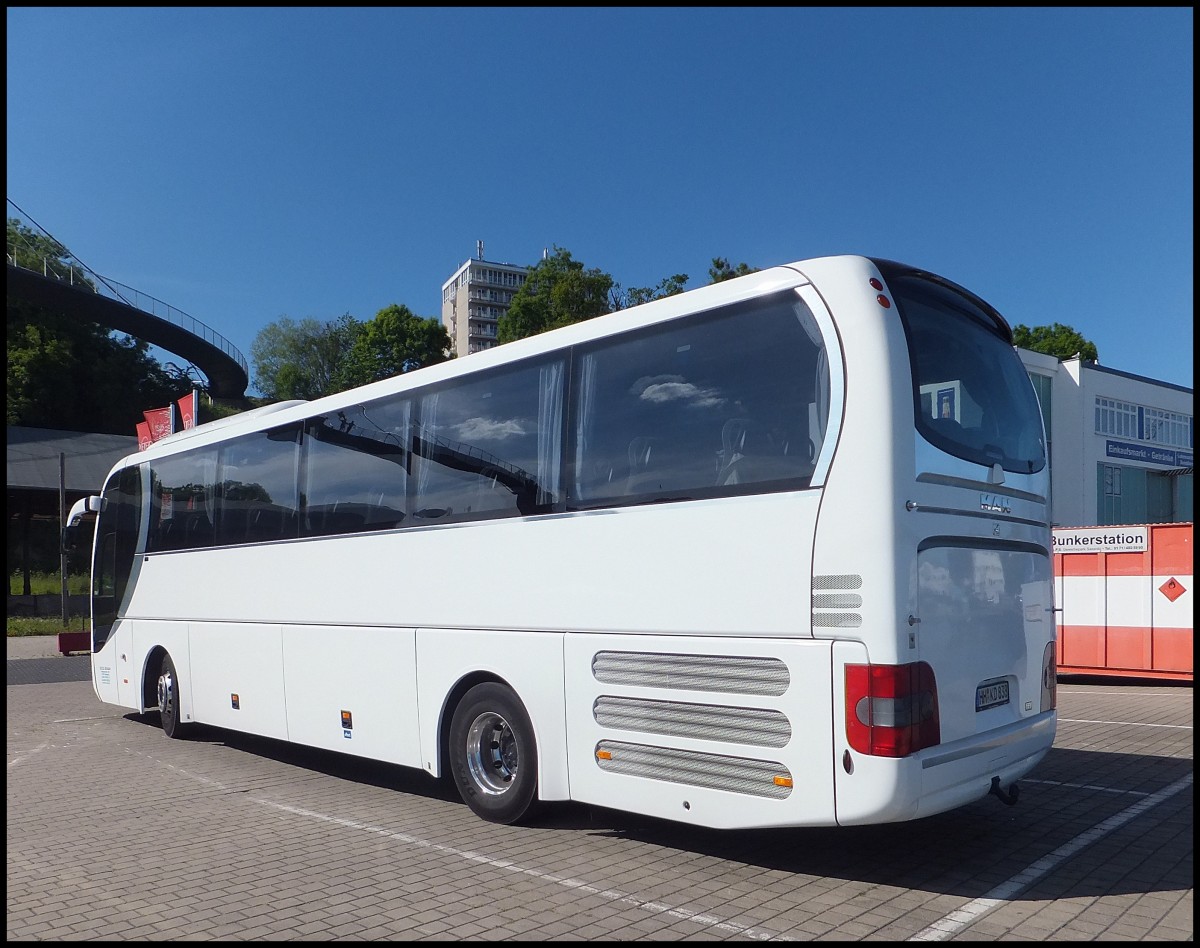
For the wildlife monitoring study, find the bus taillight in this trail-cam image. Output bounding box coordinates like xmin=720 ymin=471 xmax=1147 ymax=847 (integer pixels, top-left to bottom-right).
xmin=1040 ymin=641 xmax=1057 ymax=712
xmin=845 ymin=662 xmax=940 ymax=757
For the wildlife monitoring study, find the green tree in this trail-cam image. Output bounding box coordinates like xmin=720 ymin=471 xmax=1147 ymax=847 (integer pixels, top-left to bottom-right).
xmin=610 ymin=273 xmax=690 ymax=310
xmin=497 ymin=247 xmax=614 ymax=343
xmin=250 ymin=314 xmax=361 ymax=400
xmin=7 ymin=217 xmax=88 ymax=284
xmin=708 ymin=257 xmax=759 ymax=283
xmin=7 ymin=220 xmax=193 ymax=434
xmin=1012 ymin=323 xmax=1099 ymax=362
xmin=336 ymin=304 xmax=452 ymax=388
xmin=6 ymin=299 xmax=192 ymax=433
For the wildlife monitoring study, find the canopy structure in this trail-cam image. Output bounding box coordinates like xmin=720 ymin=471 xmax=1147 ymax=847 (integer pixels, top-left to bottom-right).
xmin=7 ymin=426 xmax=137 ymax=600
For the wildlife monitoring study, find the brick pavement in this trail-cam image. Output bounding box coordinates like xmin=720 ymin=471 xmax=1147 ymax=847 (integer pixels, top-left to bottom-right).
xmin=6 ymin=648 xmax=1193 ymax=941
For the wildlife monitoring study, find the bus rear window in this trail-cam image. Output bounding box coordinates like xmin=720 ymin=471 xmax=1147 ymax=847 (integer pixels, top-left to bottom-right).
xmin=889 ymin=272 xmax=1046 ymax=475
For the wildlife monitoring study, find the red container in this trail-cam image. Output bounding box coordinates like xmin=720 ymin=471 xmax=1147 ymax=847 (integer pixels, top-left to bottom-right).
xmin=57 ymin=631 xmax=90 ymax=656
xmin=1053 ymin=522 xmax=1193 ymax=682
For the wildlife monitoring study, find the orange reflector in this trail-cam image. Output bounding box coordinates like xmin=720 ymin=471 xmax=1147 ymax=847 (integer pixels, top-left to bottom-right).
xmin=774 ymin=775 xmax=793 ymax=788
xmin=596 ymin=749 xmax=612 ymax=760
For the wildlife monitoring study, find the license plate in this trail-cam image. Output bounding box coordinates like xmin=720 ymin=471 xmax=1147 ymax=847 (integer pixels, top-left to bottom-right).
xmin=976 ymin=680 xmax=1010 ymax=711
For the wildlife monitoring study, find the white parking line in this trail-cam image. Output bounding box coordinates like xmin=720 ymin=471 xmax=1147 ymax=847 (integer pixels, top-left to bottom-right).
xmin=1059 ymin=690 xmax=1192 ymax=698
xmin=1022 ymin=778 xmax=1149 ymax=797
xmin=1059 ymin=717 xmax=1192 ymax=730
xmin=127 ymin=743 xmax=787 ymax=941
xmin=6 ymin=741 xmax=50 ymax=770
xmin=908 ymin=771 xmax=1193 ymax=941
xmin=127 ymin=743 xmax=789 ymax=940
xmin=261 ymin=800 xmax=788 ymax=941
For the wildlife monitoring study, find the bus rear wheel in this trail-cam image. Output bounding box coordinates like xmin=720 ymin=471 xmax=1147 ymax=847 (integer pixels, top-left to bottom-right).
xmin=156 ymin=653 xmax=190 ymax=739
xmin=449 ymin=683 xmax=539 ymax=825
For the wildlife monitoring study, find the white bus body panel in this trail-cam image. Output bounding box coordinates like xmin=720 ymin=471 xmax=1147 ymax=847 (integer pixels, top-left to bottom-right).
xmin=414 ymin=628 xmax=569 ymax=800
xmin=831 ymin=643 xmax=1054 ymax=825
xmin=92 ymin=619 xmax=129 ymax=707
xmin=795 ymin=256 xmax=1056 ymax=824
xmin=282 ymin=625 xmax=420 ymax=767
xmin=564 ymin=633 xmax=836 ymax=829
xmin=126 ymin=492 xmax=814 ymax=638
xmin=188 ymin=622 xmax=288 ymax=740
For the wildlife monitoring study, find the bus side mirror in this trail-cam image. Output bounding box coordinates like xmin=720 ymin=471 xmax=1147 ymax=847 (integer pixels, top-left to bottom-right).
xmin=62 ymin=495 xmax=105 ymax=552
xmin=61 ymin=525 xmax=82 ymax=554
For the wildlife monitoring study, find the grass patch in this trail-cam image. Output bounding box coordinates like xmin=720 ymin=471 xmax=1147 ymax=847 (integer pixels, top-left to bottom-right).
xmin=7 ymin=615 xmax=91 ymax=637
xmin=9 ymin=571 xmax=90 ymax=596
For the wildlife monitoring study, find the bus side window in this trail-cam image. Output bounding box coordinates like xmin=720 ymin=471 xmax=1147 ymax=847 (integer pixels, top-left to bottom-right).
xmin=413 ymin=357 xmax=563 ymax=522
xmin=149 ymin=450 xmax=217 ymax=552
xmin=625 ymin=436 xmax=662 ymax=495
xmin=303 ymin=401 xmax=409 ymax=538
xmin=571 ymin=289 xmax=827 ymax=508
xmin=217 ymin=425 xmax=300 ymax=546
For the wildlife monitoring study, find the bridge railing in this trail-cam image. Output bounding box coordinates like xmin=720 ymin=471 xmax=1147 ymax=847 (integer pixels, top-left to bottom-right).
xmin=6 ymin=226 xmax=249 ymax=380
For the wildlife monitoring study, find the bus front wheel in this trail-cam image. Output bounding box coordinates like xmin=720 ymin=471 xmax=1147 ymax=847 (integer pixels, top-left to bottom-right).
xmin=448 ymin=683 xmax=539 ymax=825
xmin=156 ymin=653 xmax=190 ymax=739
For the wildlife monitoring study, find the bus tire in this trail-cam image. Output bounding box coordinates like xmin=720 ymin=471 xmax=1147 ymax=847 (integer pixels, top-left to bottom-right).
xmin=156 ymin=652 xmax=190 ymax=739
xmin=448 ymin=682 xmax=539 ymax=825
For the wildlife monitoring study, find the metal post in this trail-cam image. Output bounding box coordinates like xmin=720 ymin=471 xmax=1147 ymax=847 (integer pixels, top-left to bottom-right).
xmin=59 ymin=452 xmax=68 ymax=624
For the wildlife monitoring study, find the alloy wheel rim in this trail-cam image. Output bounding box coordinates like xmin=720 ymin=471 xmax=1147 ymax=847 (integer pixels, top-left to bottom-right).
xmin=465 ymin=711 xmax=517 ymax=795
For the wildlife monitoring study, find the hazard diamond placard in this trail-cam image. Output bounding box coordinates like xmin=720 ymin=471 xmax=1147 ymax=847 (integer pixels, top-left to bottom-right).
xmin=1159 ymin=577 xmax=1187 ymax=602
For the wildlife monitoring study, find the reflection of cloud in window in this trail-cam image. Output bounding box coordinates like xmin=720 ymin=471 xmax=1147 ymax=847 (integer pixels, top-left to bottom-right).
xmin=919 ymin=560 xmax=953 ymax=595
xmin=972 ymin=550 xmax=1005 ymax=602
xmin=631 ymin=374 xmax=726 ymax=409
xmin=455 ymin=416 xmax=527 ymax=441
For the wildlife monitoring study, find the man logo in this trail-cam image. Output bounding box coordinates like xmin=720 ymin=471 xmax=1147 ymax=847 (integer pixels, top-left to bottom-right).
xmin=980 ymin=493 xmax=1011 ymax=514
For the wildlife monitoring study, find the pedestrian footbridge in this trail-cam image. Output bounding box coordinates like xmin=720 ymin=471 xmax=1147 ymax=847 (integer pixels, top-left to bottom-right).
xmin=7 ymin=205 xmax=248 ymax=399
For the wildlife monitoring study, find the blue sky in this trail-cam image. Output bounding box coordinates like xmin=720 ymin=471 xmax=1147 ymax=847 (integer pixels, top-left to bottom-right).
xmin=7 ymin=7 xmax=1194 ymax=393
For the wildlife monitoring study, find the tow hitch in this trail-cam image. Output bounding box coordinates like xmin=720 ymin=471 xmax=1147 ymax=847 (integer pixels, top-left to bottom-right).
xmin=989 ymin=776 xmax=1020 ymax=806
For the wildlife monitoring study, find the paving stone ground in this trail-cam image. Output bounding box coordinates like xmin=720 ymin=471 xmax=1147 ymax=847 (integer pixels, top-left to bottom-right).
xmin=6 ymin=637 xmax=1193 ymax=941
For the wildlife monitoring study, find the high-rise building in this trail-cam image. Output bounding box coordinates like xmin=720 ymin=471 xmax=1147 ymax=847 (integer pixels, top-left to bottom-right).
xmin=440 ymin=242 xmax=530 ymax=357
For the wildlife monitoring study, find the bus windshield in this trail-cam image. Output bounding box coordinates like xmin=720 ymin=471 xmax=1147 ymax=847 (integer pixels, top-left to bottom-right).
xmin=887 ymin=268 xmax=1046 ymax=474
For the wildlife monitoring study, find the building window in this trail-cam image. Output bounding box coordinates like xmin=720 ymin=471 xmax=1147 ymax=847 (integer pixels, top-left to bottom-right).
xmin=1143 ymin=407 xmax=1192 ymax=449
xmin=1095 ymin=397 xmax=1193 ymax=450
xmin=1098 ymin=463 xmax=1124 ymax=525
xmin=1095 ymin=397 xmax=1137 ymax=439
xmin=1097 ymin=462 xmax=1193 ymax=525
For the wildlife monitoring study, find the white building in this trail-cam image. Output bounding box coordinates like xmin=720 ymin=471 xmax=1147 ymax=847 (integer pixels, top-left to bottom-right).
xmin=1018 ymin=351 xmax=1193 ymax=527
xmin=440 ymin=242 xmax=529 ymax=358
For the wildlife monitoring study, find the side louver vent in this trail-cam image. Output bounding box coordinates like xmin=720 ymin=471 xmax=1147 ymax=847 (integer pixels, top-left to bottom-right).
xmin=595 ymin=740 xmax=792 ymax=798
xmin=594 ymin=696 xmax=791 ymax=748
xmin=812 ymin=574 xmax=864 ymax=628
xmin=592 ymin=651 xmax=790 ymax=696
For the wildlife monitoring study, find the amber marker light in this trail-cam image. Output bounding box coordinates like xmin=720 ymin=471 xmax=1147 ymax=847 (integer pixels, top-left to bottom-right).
xmin=774 ymin=775 xmax=793 ymax=788
xmin=596 ymin=749 xmax=612 ymax=760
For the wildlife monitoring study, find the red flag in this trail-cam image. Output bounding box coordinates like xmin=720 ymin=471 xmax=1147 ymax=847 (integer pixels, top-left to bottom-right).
xmin=144 ymin=406 xmax=174 ymax=442
xmin=176 ymin=390 xmax=198 ymax=430
xmin=136 ymin=421 xmax=153 ymax=451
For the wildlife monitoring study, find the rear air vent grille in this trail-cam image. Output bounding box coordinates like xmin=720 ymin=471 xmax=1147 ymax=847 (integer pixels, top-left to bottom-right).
xmin=591 ymin=651 xmax=790 ymax=696
xmin=593 ymin=696 xmax=791 ymax=747
xmin=813 ymin=574 xmax=864 ymax=628
xmin=595 ymin=740 xmax=792 ymax=799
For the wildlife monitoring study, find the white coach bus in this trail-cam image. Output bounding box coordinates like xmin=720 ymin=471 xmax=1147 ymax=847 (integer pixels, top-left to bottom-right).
xmin=66 ymin=255 xmax=1057 ymax=829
